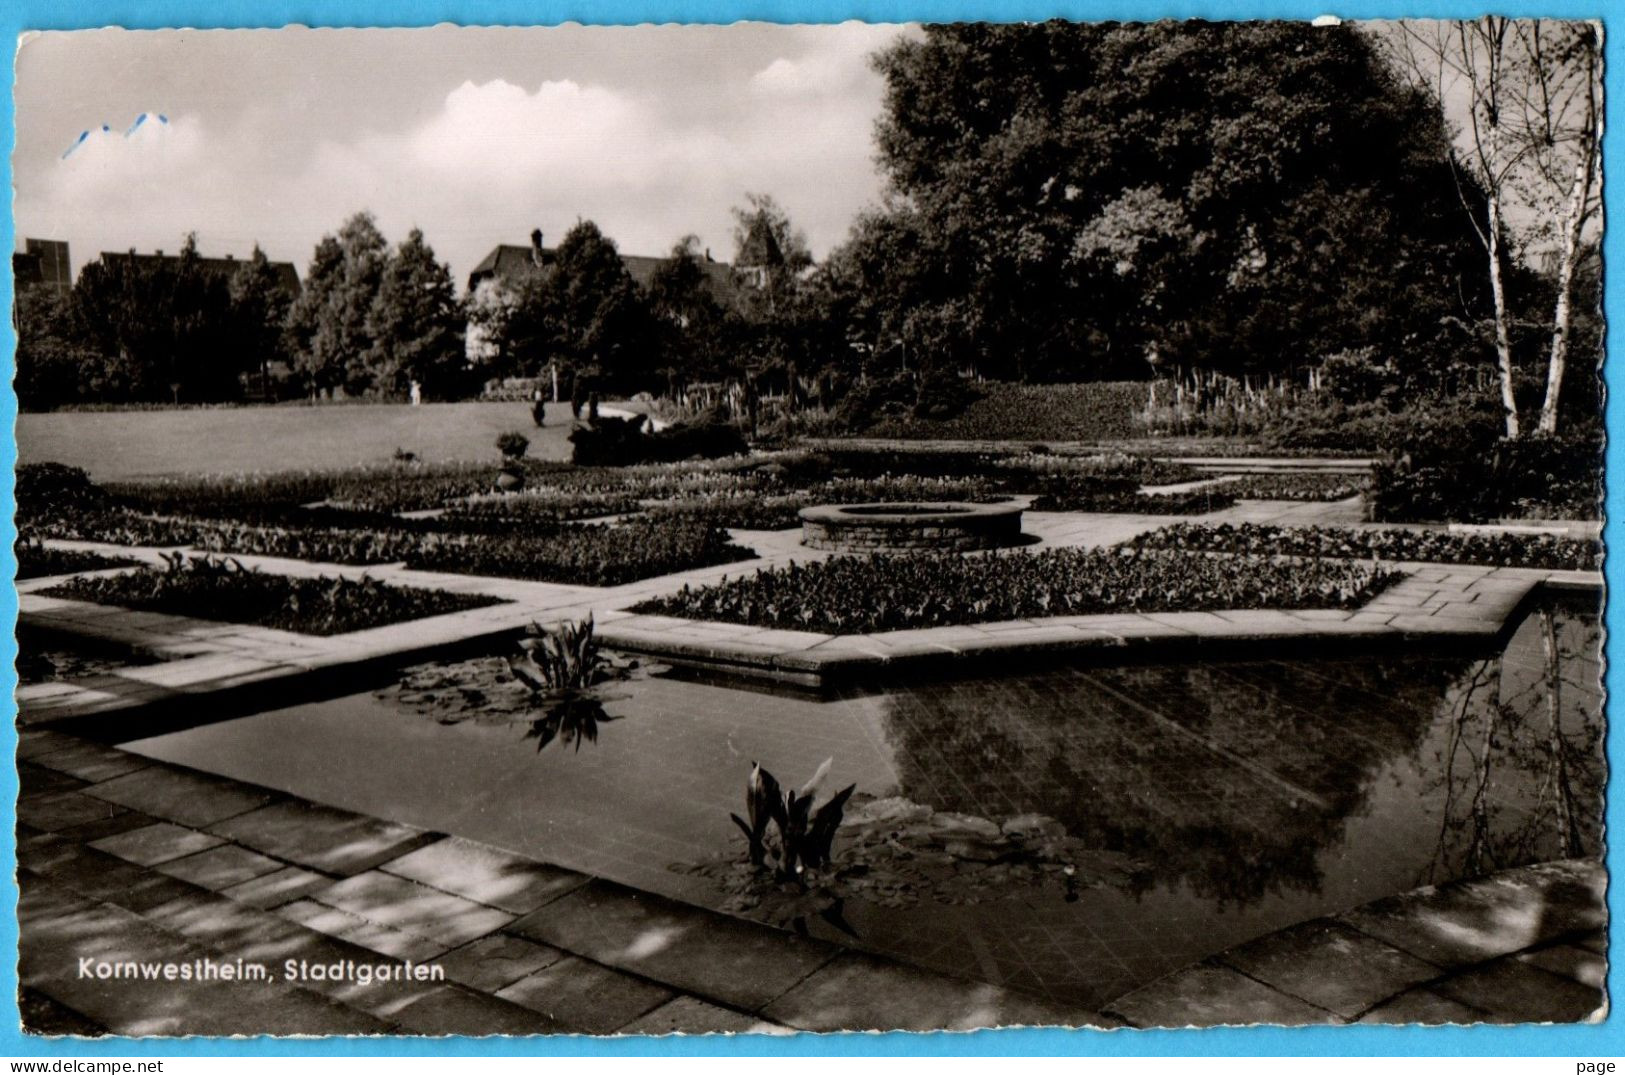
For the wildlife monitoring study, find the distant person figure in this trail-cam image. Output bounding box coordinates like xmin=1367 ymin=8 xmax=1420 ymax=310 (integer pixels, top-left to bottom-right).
xmin=409 ymin=380 xmax=422 ymax=406
xmin=587 ymin=392 xmax=600 ymax=423
xmin=531 ymin=388 xmax=546 ymax=428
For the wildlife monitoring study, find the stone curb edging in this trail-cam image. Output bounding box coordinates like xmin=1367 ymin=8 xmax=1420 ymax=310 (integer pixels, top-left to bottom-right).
xmin=1101 ymin=859 xmax=1607 ymax=1028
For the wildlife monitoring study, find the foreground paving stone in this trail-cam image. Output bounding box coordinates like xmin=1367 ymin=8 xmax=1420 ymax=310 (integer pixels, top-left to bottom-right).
xmin=495 ymin=955 xmax=674 ymax=1033
xmin=437 ymin=934 xmax=567 ymax=994
xmin=19 ymin=763 xmax=90 ymax=797
xmin=21 ymin=842 xmax=207 ymax=915
xmin=27 ymin=740 xmax=152 ymax=784
xmin=1217 ymin=920 xmax=1442 ymax=1019
xmin=19 ymin=877 xmax=391 ymax=1036
xmin=276 ymin=899 xmax=452 ymax=963
xmin=1337 ymin=860 xmax=1606 ymax=968
xmin=762 ymin=952 xmax=1103 ymax=1033
xmin=89 ymin=822 xmax=226 ymax=867
xmin=1433 ymin=958 xmax=1605 ymax=1024
xmin=380 ymin=835 xmax=586 ymax=914
xmin=220 ymin=865 xmax=334 ymax=909
xmin=19 ymin=985 xmax=109 ymax=1037
xmin=18 ymin=790 xmax=128 ymax=833
xmin=1106 ymin=963 xmax=1339 ymax=1028
xmin=54 ymin=810 xmax=163 ymax=845
xmin=1517 ymin=944 xmax=1608 ymax=989
xmin=153 ymin=844 xmax=287 ymax=890
xmin=388 ymin=984 xmax=558 ymax=1036
xmin=208 ymin=800 xmax=437 ymax=876
xmin=85 ymin=766 xmax=275 ymax=828
xmin=506 ymin=879 xmax=838 ymax=1012
xmin=310 ymin=870 xmax=515 ymax=948
xmin=619 ymin=995 xmax=793 ymax=1036
xmin=1357 ymin=989 xmax=1489 ymax=1026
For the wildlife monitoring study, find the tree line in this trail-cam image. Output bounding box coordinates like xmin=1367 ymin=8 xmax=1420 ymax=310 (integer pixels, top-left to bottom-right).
xmin=15 ymin=20 xmax=1601 ymax=436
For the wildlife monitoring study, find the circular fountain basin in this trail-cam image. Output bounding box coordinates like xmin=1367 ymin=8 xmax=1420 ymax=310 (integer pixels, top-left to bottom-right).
xmin=799 ymin=501 xmax=1024 ymax=552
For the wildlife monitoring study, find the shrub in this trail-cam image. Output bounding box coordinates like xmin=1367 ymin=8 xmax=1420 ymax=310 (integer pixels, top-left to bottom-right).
xmin=636 ymin=546 xmax=1400 ymax=634
xmin=1221 ymin=472 xmax=1369 ymax=501
xmin=15 ymin=536 xmax=140 ymax=580
xmin=1031 ymin=488 xmax=1236 ymax=514
xmin=496 ymin=431 xmax=531 ymax=460
xmin=569 ymin=414 xmax=747 ymax=467
xmin=17 ymin=463 xmax=106 ymax=518
xmin=42 ymin=553 xmax=503 ymax=634
xmin=406 ymin=517 xmax=755 ymax=586
xmin=1368 ymin=430 xmax=1602 ymax=523
xmin=912 ymin=370 xmax=983 ymax=420
xmin=1132 ymin=522 xmax=1601 ymax=571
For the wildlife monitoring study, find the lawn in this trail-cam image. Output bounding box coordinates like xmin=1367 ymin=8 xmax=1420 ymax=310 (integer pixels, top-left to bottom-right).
xmin=17 ymin=401 xmax=580 ymax=481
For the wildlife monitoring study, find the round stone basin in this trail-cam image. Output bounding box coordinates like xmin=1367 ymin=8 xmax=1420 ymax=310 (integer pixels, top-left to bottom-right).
xmin=799 ymin=501 xmax=1024 ymax=552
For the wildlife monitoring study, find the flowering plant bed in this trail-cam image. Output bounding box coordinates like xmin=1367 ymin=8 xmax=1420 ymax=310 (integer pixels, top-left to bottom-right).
xmin=41 ymin=553 xmax=504 ymax=635
xmin=1132 ymin=522 xmax=1601 ymax=571
xmin=863 ymin=382 xmax=1153 ymax=440
xmin=15 ymin=537 xmax=142 ymax=580
xmin=634 ymin=546 xmax=1400 ymax=633
xmin=405 ymin=516 xmax=755 ymax=586
xmin=1031 ymin=488 xmax=1236 ymax=514
xmin=1220 ymin=472 xmax=1369 ymax=501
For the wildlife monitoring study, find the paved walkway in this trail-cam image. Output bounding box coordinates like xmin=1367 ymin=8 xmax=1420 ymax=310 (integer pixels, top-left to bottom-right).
xmin=1104 ymin=859 xmax=1607 ymax=1027
xmin=17 ymin=730 xmax=1097 ymax=1036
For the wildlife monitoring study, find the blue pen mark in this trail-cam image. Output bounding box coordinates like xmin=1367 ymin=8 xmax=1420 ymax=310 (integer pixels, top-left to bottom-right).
xmin=63 ymin=114 xmax=169 ymax=158
xmin=157 ymin=114 xmax=168 ymax=124
xmin=125 ymin=113 xmax=147 ymax=136
xmin=60 ymin=129 xmax=88 ymax=159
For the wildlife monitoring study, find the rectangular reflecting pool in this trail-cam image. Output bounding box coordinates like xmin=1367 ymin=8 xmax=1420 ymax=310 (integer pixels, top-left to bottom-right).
xmin=120 ymin=592 xmax=1604 ymax=1008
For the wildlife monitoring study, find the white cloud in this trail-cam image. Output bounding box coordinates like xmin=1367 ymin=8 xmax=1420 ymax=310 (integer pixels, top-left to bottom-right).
xmin=15 ymin=24 xmax=915 ymax=286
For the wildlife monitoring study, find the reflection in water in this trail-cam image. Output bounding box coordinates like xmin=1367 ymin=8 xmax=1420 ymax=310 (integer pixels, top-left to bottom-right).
xmin=524 ymin=696 xmax=623 ymax=753
xmin=1422 ymin=607 xmax=1604 ymax=883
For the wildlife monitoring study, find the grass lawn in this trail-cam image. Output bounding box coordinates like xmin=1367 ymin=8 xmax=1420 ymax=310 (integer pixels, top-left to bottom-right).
xmin=18 ymin=401 xmax=581 ymax=481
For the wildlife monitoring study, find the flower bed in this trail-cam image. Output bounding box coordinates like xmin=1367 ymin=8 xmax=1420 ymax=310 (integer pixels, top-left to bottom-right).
xmin=1220 ymin=472 xmax=1369 ymax=501
xmin=42 ymin=554 xmax=503 ymax=635
xmin=1031 ymin=488 xmax=1237 ymax=514
xmin=635 ymin=546 xmax=1400 ymax=634
xmin=406 ymin=516 xmax=754 ymax=586
xmin=1132 ymin=523 xmax=1601 ymax=571
xmin=15 ymin=539 xmax=141 ymax=580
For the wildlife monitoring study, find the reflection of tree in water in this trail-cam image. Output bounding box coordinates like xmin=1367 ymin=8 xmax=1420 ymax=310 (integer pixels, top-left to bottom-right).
xmin=1421 ymin=600 xmax=1604 ymax=884
xmin=872 ymin=654 xmax=1466 ymax=907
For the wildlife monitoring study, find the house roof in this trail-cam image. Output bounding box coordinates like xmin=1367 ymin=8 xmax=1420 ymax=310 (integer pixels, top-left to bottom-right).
xmin=99 ymin=250 xmax=302 ymax=296
xmin=469 ymin=240 xmax=739 ymax=303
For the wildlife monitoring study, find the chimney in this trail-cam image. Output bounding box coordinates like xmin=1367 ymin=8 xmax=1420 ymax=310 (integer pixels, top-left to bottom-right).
xmin=705 ymin=248 xmax=712 ymax=261
xmin=155 ymin=250 xmax=164 ymax=257
xmin=225 ymin=253 xmax=234 ymax=261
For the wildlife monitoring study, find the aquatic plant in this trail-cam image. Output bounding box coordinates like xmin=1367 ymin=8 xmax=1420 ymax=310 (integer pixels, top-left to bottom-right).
xmin=508 ymin=616 xmax=606 ymax=693
xmin=732 ymin=759 xmax=857 ymax=882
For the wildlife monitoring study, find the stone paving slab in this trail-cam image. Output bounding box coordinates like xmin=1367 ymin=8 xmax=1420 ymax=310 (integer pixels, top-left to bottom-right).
xmin=620 ymin=996 xmax=794 ymax=1036
xmin=1517 ymin=944 xmax=1608 ymax=989
xmin=153 ymin=844 xmax=287 ymax=890
xmin=380 ymin=835 xmax=588 ymax=915
xmin=388 ymin=984 xmax=557 ymax=1036
xmin=506 ymin=879 xmax=840 ymax=1013
xmin=84 ymin=765 xmax=277 ymax=829
xmin=26 ymin=739 xmax=154 ymax=783
xmin=1215 ymin=920 xmax=1441 ymax=1020
xmin=1335 ymin=859 xmax=1607 ymax=968
xmin=88 ymin=822 xmax=226 ymax=867
xmin=309 ymin=870 xmax=516 ymax=948
xmin=495 ymin=955 xmax=676 ymax=1033
xmin=276 ymin=899 xmax=454 ymax=962
xmin=761 ymin=952 xmax=1110 ymax=1032
xmin=219 ymin=865 xmax=334 ymax=910
xmin=1432 ymin=958 xmax=1605 ymax=1023
xmin=19 ymin=876 xmax=392 ymax=1037
xmin=436 ymin=934 xmax=568 ymax=994
xmin=1106 ymin=963 xmax=1339 ymax=1028
xmin=207 ymin=799 xmax=438 ymax=876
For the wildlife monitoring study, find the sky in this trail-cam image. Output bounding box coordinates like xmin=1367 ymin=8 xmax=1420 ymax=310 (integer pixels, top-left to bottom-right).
xmin=12 ymin=23 xmax=917 ymax=287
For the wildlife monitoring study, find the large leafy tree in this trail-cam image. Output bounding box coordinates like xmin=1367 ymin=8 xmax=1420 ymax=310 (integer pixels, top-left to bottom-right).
xmin=13 ymin=285 xmax=101 ymax=409
xmin=367 ymin=228 xmax=466 ymax=398
xmin=646 ymin=234 xmax=733 ymax=390
xmin=70 ymin=234 xmax=237 ymax=403
xmin=286 ymin=212 xmax=389 ymax=396
xmin=848 ymin=21 xmax=1488 ymax=383
xmin=487 ymin=220 xmax=654 ymax=395
xmin=228 ymin=244 xmax=294 ymax=398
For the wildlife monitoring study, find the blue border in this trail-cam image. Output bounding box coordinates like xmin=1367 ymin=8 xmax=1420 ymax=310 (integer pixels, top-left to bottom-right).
xmin=1 ymin=0 xmax=1619 ymax=1058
